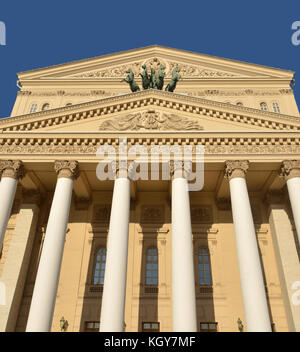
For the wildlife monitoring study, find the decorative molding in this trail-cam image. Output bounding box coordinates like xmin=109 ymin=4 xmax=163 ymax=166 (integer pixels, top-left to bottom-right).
xmin=0 ymin=160 xmax=25 ymax=179
xmin=280 ymin=160 xmax=300 ymax=180
xmin=2 ymin=90 xmax=300 ymax=132
xmin=140 ymin=205 xmax=164 ymax=224
xmin=54 ymin=160 xmax=79 ymax=179
xmin=224 ymin=160 xmax=249 ymax=180
xmin=99 ymin=111 xmax=203 ymax=131
xmin=69 ymin=58 xmax=236 ymax=79
xmin=0 ymin=136 xmax=299 ymax=155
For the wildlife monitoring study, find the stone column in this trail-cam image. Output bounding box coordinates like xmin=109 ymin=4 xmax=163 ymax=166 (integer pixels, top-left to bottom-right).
xmin=280 ymin=160 xmax=300 ymax=246
xmin=0 ymin=160 xmax=25 ymax=249
xmin=0 ymin=190 xmax=40 ymax=332
xmin=266 ymin=191 xmax=300 ymax=331
xmin=100 ymin=162 xmax=131 ymax=332
xmin=171 ymin=161 xmax=197 ymax=332
xmin=26 ymin=160 xmax=79 ymax=332
xmin=225 ymin=161 xmax=271 ymax=332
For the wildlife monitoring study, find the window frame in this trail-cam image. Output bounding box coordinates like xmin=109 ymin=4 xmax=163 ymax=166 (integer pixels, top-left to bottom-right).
xmin=260 ymin=102 xmax=268 ymax=111
xmin=41 ymin=103 xmax=50 ymax=111
xmin=142 ymin=322 xmax=160 ymax=332
xmin=84 ymin=321 xmax=100 ymax=332
xmin=145 ymin=247 xmax=158 ymax=286
xmin=200 ymin=322 xmax=218 ymax=332
xmin=92 ymin=247 xmax=107 ymax=286
xmin=197 ymin=247 xmax=212 ymax=286
xmin=29 ymin=103 xmax=38 ymax=113
xmin=272 ymin=101 xmax=280 ymax=113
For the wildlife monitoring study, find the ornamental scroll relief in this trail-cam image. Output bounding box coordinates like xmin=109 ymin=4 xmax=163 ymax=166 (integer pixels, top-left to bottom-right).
xmin=99 ymin=111 xmax=203 ymax=131
xmin=71 ymin=57 xmax=236 ymax=79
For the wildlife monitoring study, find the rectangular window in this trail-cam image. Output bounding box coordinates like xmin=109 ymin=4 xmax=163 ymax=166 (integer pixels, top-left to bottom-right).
xmin=142 ymin=322 xmax=160 ymax=332
xmin=84 ymin=321 xmax=100 ymax=332
xmin=198 ymin=248 xmax=212 ymax=286
xmin=200 ymin=322 xmax=218 ymax=332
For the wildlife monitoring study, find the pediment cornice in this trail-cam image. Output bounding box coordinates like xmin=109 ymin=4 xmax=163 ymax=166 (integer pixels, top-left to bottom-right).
xmin=1 ymin=90 xmax=300 ymax=133
xmin=17 ymin=46 xmax=294 ymax=81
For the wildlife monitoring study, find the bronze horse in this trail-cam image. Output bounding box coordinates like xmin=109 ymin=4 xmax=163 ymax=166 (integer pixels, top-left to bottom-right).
xmin=121 ymin=69 xmax=140 ymax=92
xmin=139 ymin=64 xmax=150 ymax=90
xmin=165 ymin=67 xmax=181 ymax=92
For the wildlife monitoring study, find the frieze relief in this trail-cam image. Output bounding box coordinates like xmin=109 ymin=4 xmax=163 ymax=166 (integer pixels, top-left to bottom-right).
xmin=70 ymin=57 xmax=237 ymax=79
xmin=99 ymin=111 xmax=203 ymax=131
xmin=19 ymin=88 xmax=292 ymax=98
xmin=0 ymin=143 xmax=299 ymax=155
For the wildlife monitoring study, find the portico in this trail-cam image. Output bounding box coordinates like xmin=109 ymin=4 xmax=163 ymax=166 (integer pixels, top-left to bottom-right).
xmin=0 ymin=46 xmax=300 ymax=332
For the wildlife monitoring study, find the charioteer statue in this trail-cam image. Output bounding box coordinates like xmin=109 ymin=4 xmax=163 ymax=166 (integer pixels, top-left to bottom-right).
xmin=122 ymin=64 xmax=181 ymax=93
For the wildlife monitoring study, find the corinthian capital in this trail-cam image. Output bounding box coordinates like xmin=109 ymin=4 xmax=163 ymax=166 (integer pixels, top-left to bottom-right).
xmin=169 ymin=160 xmax=192 ymax=179
xmin=280 ymin=160 xmax=300 ymax=180
xmin=0 ymin=160 xmax=25 ymax=179
xmin=54 ymin=160 xmax=79 ymax=179
xmin=224 ymin=160 xmax=249 ymax=180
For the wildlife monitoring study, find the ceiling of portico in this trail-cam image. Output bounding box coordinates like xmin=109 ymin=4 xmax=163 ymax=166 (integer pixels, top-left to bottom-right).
xmin=18 ymin=161 xmax=286 ymax=203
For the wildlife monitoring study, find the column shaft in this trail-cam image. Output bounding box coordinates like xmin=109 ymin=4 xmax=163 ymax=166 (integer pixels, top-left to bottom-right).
xmin=172 ymin=177 xmax=197 ymax=332
xmin=286 ymin=177 xmax=300 ymax=245
xmin=26 ymin=177 xmax=73 ymax=332
xmin=0 ymin=177 xmax=18 ymax=248
xmin=229 ymin=177 xmax=271 ymax=332
xmin=100 ymin=177 xmax=130 ymax=332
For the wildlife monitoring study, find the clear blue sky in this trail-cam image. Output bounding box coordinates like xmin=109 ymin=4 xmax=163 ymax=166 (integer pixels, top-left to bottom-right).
xmin=0 ymin=0 xmax=300 ymax=117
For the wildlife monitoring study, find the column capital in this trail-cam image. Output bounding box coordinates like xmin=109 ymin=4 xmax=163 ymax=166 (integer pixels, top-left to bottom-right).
xmin=111 ymin=160 xmax=137 ymax=179
xmin=280 ymin=160 xmax=300 ymax=181
xmin=54 ymin=160 xmax=79 ymax=179
xmin=0 ymin=160 xmax=25 ymax=180
xmin=169 ymin=160 xmax=192 ymax=180
xmin=224 ymin=160 xmax=249 ymax=181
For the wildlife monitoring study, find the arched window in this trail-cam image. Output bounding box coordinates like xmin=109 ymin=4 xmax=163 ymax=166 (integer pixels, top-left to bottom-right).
xmin=260 ymin=102 xmax=268 ymax=111
xmin=41 ymin=103 xmax=50 ymax=111
xmin=272 ymin=102 xmax=280 ymax=113
xmin=198 ymin=248 xmax=212 ymax=286
xmin=236 ymin=102 xmax=243 ymax=106
xmin=93 ymin=248 xmax=106 ymax=285
xmin=29 ymin=103 xmax=37 ymax=113
xmin=145 ymin=247 xmax=158 ymax=286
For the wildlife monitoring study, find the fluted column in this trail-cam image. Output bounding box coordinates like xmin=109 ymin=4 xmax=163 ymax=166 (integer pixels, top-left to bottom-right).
xmin=171 ymin=161 xmax=197 ymax=332
xmin=225 ymin=161 xmax=271 ymax=332
xmin=0 ymin=160 xmax=25 ymax=249
xmin=281 ymin=160 xmax=300 ymax=245
xmin=100 ymin=163 xmax=131 ymax=332
xmin=26 ymin=160 xmax=79 ymax=332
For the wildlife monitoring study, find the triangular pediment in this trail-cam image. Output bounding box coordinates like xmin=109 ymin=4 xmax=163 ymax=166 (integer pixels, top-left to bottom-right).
xmin=1 ymin=90 xmax=300 ymax=134
xmin=17 ymin=46 xmax=294 ymax=82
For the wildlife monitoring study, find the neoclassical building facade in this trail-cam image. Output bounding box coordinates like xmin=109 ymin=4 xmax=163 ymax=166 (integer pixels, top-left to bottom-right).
xmin=0 ymin=46 xmax=300 ymax=332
